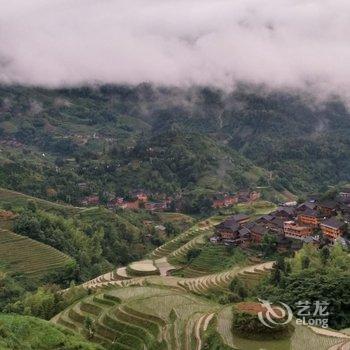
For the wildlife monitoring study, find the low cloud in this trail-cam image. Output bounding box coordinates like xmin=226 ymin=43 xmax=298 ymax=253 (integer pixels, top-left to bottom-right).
xmin=1 ymin=0 xmax=350 ymax=95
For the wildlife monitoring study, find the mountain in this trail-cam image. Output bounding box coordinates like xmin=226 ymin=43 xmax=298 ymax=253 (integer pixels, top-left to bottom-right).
xmin=0 ymin=84 xmax=350 ymax=204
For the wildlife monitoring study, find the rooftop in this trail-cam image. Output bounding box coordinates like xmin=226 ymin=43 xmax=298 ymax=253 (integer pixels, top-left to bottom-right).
xmin=321 ymin=217 xmax=345 ymax=229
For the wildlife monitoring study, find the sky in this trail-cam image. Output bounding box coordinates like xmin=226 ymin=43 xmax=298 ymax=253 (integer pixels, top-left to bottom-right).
xmin=0 ymin=0 xmax=349 ymax=95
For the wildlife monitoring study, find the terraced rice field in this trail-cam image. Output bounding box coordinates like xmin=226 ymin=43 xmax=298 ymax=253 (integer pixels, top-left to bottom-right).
xmin=127 ymin=259 xmax=159 ymax=276
xmin=171 ymin=243 xmax=249 ymax=278
xmin=55 ymin=281 xmax=347 ymax=350
xmin=149 ymin=223 xmax=212 ymax=260
xmin=0 ymin=187 xmax=80 ymax=214
xmin=53 ymin=285 xmax=220 ymax=350
xmin=0 ymin=229 xmax=72 ymax=279
xmin=178 ymin=261 xmax=273 ymax=294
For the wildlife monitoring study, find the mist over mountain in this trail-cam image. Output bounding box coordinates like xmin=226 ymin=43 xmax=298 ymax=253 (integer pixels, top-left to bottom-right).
xmin=1 ymin=0 xmax=350 ymax=99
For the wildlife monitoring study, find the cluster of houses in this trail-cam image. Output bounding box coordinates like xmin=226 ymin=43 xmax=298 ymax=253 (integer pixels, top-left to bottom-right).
xmin=80 ymin=188 xmax=262 ymax=213
xmin=81 ymin=190 xmax=172 ymax=212
xmin=211 ymin=188 xmax=350 ymax=251
xmin=212 ymin=190 xmax=260 ymax=209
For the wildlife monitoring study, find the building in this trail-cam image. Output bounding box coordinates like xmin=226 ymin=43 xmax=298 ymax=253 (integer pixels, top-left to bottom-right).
xmin=212 ymin=194 xmax=238 ymax=208
xmin=215 ymin=218 xmax=240 ymax=240
xmin=297 ymin=201 xmax=317 ymax=212
xmin=250 ymin=224 xmax=269 ymax=243
xmin=237 ymin=190 xmax=260 ymax=203
xmin=297 ymin=209 xmax=320 ymax=227
xmin=121 ymin=200 xmax=140 ymax=210
xmin=339 ymin=188 xmax=350 ymax=203
xmin=81 ymin=195 xmax=99 ymax=206
xmin=256 ymin=214 xmax=275 ymax=225
xmin=284 ymin=221 xmax=313 ymax=240
xmin=320 ymin=217 xmax=345 ymax=240
xmin=144 ymin=201 xmax=167 ymax=212
xmin=272 ymin=207 xmax=295 ymax=220
xmin=317 ymin=201 xmax=338 ymax=217
xmin=136 ymin=192 xmax=148 ymax=202
xmin=249 ymin=191 xmax=261 ymax=201
xmin=266 ymin=217 xmax=285 ymax=235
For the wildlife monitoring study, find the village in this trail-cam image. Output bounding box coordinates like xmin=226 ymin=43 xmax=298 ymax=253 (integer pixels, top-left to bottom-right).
xmin=210 ymin=188 xmax=350 ymax=252
xmin=80 ymin=189 xmax=262 ymax=212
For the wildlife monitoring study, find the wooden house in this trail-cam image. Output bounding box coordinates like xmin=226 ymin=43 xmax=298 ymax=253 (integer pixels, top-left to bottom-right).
xmin=297 ymin=208 xmax=320 ymax=227
xmin=283 ymin=221 xmax=313 ymax=240
xmin=320 ymin=217 xmax=346 ymax=240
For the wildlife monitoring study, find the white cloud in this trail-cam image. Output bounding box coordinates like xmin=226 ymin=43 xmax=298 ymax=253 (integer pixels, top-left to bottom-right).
xmin=1 ymin=0 xmax=350 ymax=95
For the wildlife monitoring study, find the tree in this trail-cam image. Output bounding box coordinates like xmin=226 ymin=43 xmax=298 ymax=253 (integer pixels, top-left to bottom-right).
xmin=261 ymin=234 xmax=277 ymax=257
xmin=301 ymin=256 xmax=310 ymax=269
xmin=229 ymin=277 xmax=248 ymax=300
xmin=84 ymin=316 xmax=95 ymax=339
xmin=320 ymin=246 xmax=330 ymax=265
xmin=164 ymin=222 xmax=179 ymax=236
xmin=186 ymin=248 xmax=201 ymax=262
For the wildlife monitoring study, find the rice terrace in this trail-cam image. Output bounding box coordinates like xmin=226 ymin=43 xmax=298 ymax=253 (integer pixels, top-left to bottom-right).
xmin=1 ymin=2 xmax=350 ymax=347
xmin=51 ymin=217 xmax=350 ymax=350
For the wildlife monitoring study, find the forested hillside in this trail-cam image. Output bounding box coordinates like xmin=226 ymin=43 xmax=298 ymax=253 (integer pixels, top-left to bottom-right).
xmin=1 ymin=84 xmax=350 ymax=204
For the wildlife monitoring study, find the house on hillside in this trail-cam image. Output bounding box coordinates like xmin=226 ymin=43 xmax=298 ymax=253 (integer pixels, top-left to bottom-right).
xmin=297 ymin=201 xmax=317 ymax=212
xmin=317 ymin=200 xmax=338 ymax=217
xmin=212 ymin=193 xmax=238 ymax=208
xmin=256 ymin=214 xmax=275 ymax=225
xmin=265 ymin=217 xmax=285 ymax=235
xmin=297 ymin=208 xmax=321 ymax=227
xmin=237 ymin=190 xmax=260 ymax=203
xmin=81 ymin=195 xmax=99 ymax=206
xmin=284 ymin=221 xmax=313 ymax=240
xmin=249 ymin=224 xmax=269 ymax=243
xmin=120 ymin=200 xmax=140 ymax=210
xmin=272 ymin=206 xmax=295 ymax=220
xmin=338 ymin=188 xmax=350 ymax=203
xmin=145 ymin=201 xmax=167 ymax=212
xmin=320 ymin=217 xmax=346 ymax=240
xmin=136 ymin=192 xmax=148 ymax=202
xmin=215 ymin=219 xmax=240 ymax=240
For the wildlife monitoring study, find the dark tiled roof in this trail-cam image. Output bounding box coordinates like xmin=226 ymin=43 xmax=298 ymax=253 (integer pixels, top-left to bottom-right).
xmin=318 ymin=200 xmax=338 ymax=209
xmin=257 ymin=214 xmax=275 ymax=222
xmin=270 ymin=217 xmax=285 ymax=228
xmin=238 ymin=227 xmax=250 ymax=236
xmin=244 ymin=222 xmax=256 ymax=229
xmin=250 ymin=224 xmax=269 ymax=235
xmin=297 ymin=202 xmax=317 ymax=210
xmin=321 ymin=217 xmax=345 ymax=229
xmin=275 ymin=207 xmax=295 ymax=215
xmin=300 ymin=208 xmax=319 ymax=217
xmin=216 ymin=221 xmax=239 ymax=232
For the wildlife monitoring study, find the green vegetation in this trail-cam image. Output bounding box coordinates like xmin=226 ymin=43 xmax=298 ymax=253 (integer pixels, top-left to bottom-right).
xmin=0 ymin=229 xmax=73 ymax=280
xmin=258 ymin=244 xmax=350 ymax=329
xmin=172 ymin=243 xmax=248 ymax=278
xmin=232 ymin=302 xmax=294 ymax=340
xmin=52 ymin=285 xmax=219 ymax=350
xmin=0 ymin=313 xmax=102 ymax=350
xmin=3 ymin=84 xmax=350 ymax=208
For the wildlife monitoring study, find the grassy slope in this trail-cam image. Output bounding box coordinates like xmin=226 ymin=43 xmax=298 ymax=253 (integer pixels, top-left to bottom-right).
xmin=0 ymin=313 xmax=102 ymax=350
xmin=0 ymin=229 xmax=72 ymax=280
xmin=0 ymin=188 xmax=79 ymax=215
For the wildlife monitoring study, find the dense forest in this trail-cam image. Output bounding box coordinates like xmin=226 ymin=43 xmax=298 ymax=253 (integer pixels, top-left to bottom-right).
xmin=1 ymin=84 xmax=350 ymax=206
